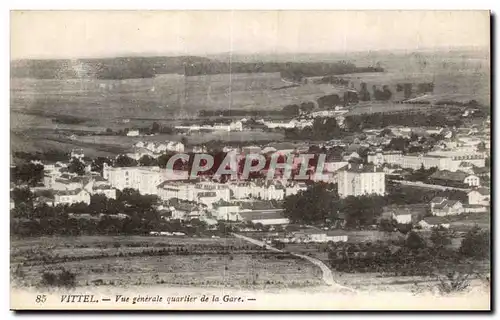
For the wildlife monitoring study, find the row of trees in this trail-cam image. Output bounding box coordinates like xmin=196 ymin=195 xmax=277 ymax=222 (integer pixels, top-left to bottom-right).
xmin=283 ymin=183 xmax=469 ymax=227
xmin=283 ymin=183 xmax=386 ymax=228
xmin=343 ymin=111 xmax=463 ymax=133
xmin=327 ymin=226 xmax=489 ymax=275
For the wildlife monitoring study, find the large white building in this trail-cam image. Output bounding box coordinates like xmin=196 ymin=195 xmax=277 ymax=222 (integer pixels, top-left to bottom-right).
xmin=337 ymin=163 xmax=385 ymax=198
xmin=156 ymin=181 xmax=231 ymax=208
xmin=367 ymin=150 xmax=485 ymax=172
xmin=103 ymin=165 xmax=188 ymax=195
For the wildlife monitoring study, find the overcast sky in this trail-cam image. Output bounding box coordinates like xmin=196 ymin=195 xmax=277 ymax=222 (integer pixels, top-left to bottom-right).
xmin=11 ymin=10 xmax=490 ymax=59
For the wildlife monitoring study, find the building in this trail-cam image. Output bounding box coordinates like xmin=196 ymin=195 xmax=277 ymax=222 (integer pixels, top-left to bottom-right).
xmin=467 ymin=188 xmax=490 ymax=206
xmin=426 ymin=150 xmax=486 ymax=168
xmin=90 ymin=184 xmax=117 ymax=199
xmin=127 ymin=130 xmax=140 ymax=137
xmin=156 ymin=180 xmax=231 ymax=206
xmin=381 ymin=204 xmax=427 ymax=224
xmin=367 ymin=150 xmax=485 ymax=172
xmin=130 ymin=141 xmax=185 ymax=158
xmin=429 ymin=170 xmax=480 ymax=188
xmin=103 ymin=165 xmax=188 ymax=195
xmin=430 ymin=197 xmax=464 ymax=216
xmin=337 ymin=163 xmax=385 ymax=198
xmin=45 ymin=175 xmax=84 ymax=191
xmin=54 ymin=189 xmax=91 ymax=206
xmin=239 ymin=209 xmax=289 ymax=226
xmin=70 ymin=149 xmax=85 ymax=160
xmin=212 ymin=203 xmax=241 ymax=221
xmin=343 ymin=152 xmax=360 ymax=162
xmin=252 ymin=181 xmax=285 ymax=200
xmin=174 ymin=120 xmax=243 ymax=133
xmin=367 ymin=151 xmax=403 ymax=166
xmin=227 ymin=181 xmax=254 ymax=199
xmin=324 ymin=161 xmax=349 ymax=173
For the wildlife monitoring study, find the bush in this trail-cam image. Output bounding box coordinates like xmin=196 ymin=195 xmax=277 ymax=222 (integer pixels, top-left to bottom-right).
xmin=40 ymin=269 xmax=76 ymax=288
xmin=436 ymin=272 xmax=470 ymax=294
xmin=405 ymin=232 xmax=426 ymax=251
xmin=430 ymin=228 xmax=452 ymax=248
xmin=41 ymin=272 xmax=58 ymax=286
xmin=459 ymin=226 xmax=490 ymax=259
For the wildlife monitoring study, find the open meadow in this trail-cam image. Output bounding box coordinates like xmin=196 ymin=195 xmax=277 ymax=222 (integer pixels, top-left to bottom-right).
xmin=11 ymin=235 xmax=323 ymax=289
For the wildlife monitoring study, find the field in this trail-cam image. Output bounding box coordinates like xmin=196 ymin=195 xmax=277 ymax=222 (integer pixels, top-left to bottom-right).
xmin=11 ymin=235 xmax=323 ymax=289
xmin=345 ymin=101 xmax=434 ymax=116
xmin=339 ymin=70 xmax=490 ymax=106
xmin=10 ymin=50 xmax=490 ymax=158
xmin=10 ymin=72 xmax=337 ymax=156
xmin=11 ymin=72 xmax=346 ymax=122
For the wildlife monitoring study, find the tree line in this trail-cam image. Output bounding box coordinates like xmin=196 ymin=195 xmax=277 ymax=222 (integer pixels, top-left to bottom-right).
xmin=283 ymin=183 xmax=469 ymax=227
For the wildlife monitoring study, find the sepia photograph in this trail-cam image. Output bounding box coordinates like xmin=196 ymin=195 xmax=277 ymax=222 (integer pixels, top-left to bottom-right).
xmin=9 ymin=10 xmax=491 ymax=310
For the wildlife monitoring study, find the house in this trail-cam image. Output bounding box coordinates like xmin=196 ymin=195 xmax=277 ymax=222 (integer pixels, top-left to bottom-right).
xmin=467 ymin=188 xmax=490 ymax=206
xmin=473 ymin=166 xmax=490 ymax=179
xmin=70 ymin=149 xmax=85 ymax=160
xmin=381 ymin=204 xmax=427 ymax=224
xmin=324 ymin=161 xmax=349 ymax=173
xmin=192 ymin=145 xmax=208 ymax=153
xmin=242 ymin=146 xmax=262 ymax=155
xmin=463 ymin=204 xmax=488 ymax=213
xmin=34 ymin=196 xmax=55 ymax=207
xmin=47 ymin=175 xmax=87 ymax=191
xmin=457 ymin=161 xmax=475 ymax=174
xmin=239 ymin=209 xmax=289 ymax=226
xmin=429 ymin=170 xmax=480 ymax=188
xmin=430 ymin=197 xmax=464 ymax=216
xmin=212 ymin=203 xmax=241 ymax=221
xmin=166 ymin=141 xmax=185 ymax=153
xmin=343 ymin=152 xmax=360 ymax=162
xmin=166 ymin=199 xmax=206 ymax=220
xmin=127 ymin=130 xmax=140 ymax=137
xmin=126 ymin=147 xmax=156 ymax=161
xmin=91 ymin=184 xmax=117 ymax=199
xmin=54 ymin=189 xmax=91 ymax=206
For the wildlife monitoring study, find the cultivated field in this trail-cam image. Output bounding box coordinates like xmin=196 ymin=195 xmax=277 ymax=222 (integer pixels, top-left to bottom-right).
xmin=11 ymin=235 xmax=323 ymax=289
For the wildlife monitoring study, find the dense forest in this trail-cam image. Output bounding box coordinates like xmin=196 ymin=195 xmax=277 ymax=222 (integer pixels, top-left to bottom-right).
xmin=11 ymin=56 xmax=384 ymax=80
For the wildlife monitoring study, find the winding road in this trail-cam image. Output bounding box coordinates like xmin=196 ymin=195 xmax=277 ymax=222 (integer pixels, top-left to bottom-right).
xmin=232 ymin=233 xmax=355 ymax=292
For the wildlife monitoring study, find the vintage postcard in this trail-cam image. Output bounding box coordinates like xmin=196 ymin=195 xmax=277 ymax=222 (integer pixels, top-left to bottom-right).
xmin=10 ymin=10 xmax=491 ymax=310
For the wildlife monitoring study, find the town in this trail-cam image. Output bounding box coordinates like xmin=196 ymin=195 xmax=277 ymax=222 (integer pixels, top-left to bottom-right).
xmin=11 ymin=103 xmax=490 ymax=240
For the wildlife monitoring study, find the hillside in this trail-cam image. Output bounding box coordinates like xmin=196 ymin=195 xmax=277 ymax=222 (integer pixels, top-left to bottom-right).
xmin=10 ymin=56 xmax=383 ymax=80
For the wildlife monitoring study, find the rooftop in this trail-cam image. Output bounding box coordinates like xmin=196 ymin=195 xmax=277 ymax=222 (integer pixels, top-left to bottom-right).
xmin=430 ymin=170 xmax=472 ymax=182
xmin=341 ymin=163 xmax=384 ymax=173
xmin=239 ymin=210 xmax=287 ymax=221
xmin=469 ymin=187 xmax=490 ymax=196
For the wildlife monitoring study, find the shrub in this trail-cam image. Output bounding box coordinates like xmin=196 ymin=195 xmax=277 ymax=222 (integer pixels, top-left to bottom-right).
xmin=459 ymin=226 xmax=490 ymax=259
xmin=405 ymin=231 xmax=426 ymax=250
xmin=436 ymin=272 xmax=470 ymax=294
xmin=40 ymin=269 xmax=76 ymax=288
xmin=41 ymin=272 xmax=58 ymax=286
xmin=58 ymin=269 xmax=77 ymax=287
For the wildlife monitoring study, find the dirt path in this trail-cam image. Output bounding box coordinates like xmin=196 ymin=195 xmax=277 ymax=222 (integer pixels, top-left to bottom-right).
xmin=233 ymin=233 xmax=355 ymax=292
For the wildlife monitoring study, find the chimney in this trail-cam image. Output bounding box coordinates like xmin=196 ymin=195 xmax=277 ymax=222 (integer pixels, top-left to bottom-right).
xmin=348 ymin=163 xmax=351 ymax=170
xmin=360 ymin=164 xmax=363 ymax=170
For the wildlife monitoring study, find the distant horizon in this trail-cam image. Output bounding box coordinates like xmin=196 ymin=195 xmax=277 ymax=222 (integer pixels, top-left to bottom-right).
xmin=11 ymin=11 xmax=490 ymax=61
xmin=10 ymin=45 xmax=490 ymax=62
